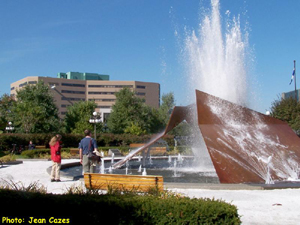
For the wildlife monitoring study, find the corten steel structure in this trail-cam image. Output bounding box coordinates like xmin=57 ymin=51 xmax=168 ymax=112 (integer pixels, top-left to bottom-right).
xmin=114 ymin=90 xmax=300 ymax=184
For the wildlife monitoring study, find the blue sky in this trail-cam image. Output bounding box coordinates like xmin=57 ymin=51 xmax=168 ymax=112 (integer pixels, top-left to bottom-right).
xmin=0 ymin=0 xmax=299 ymax=113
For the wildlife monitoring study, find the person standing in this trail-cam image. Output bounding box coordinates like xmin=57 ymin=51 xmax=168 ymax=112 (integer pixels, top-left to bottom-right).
xmin=49 ymin=134 xmax=62 ymax=182
xmin=79 ymin=129 xmax=98 ymax=173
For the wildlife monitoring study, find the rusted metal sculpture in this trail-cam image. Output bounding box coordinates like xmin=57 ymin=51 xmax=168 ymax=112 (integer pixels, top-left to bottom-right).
xmin=195 ymin=90 xmax=300 ymax=183
xmin=114 ymin=90 xmax=300 ymax=184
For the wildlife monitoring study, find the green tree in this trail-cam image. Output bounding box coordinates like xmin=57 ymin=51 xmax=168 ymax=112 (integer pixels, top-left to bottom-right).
xmin=124 ymin=122 xmax=147 ymax=135
xmin=64 ymin=100 xmax=100 ymax=134
xmin=270 ymin=97 xmax=300 ymax=135
xmin=107 ymin=88 xmax=163 ymax=134
xmin=11 ymin=82 xmax=60 ymax=133
xmin=0 ymin=94 xmax=15 ymax=132
xmin=158 ymin=92 xmax=175 ymax=126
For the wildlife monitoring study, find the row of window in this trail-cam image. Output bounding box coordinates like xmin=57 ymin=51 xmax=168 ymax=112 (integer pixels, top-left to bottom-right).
xmin=12 ymin=82 xmax=146 ymax=91
xmin=61 ymin=83 xmax=146 ymax=89
xmin=88 ymin=84 xmax=146 ymax=89
xmin=61 ymin=104 xmax=72 ymax=108
xmin=88 ymin=92 xmax=115 ymax=95
xmin=17 ymin=81 xmax=37 ymax=88
xmin=88 ymin=92 xmax=146 ymax=95
xmin=61 ymin=97 xmax=85 ymax=101
xmin=62 ymin=83 xmax=85 ymax=88
xmin=89 ymin=99 xmax=115 ymax=102
xmin=88 ymin=85 xmax=133 ymax=88
xmin=61 ymin=90 xmax=85 ymax=95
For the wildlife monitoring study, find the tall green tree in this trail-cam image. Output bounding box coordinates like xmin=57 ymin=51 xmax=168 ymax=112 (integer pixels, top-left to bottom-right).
xmin=158 ymin=92 xmax=175 ymax=126
xmin=107 ymin=88 xmax=163 ymax=134
xmin=64 ymin=100 xmax=99 ymax=134
xmin=0 ymin=94 xmax=16 ymax=132
xmin=11 ymin=82 xmax=60 ymax=133
xmin=270 ymin=97 xmax=300 ymax=135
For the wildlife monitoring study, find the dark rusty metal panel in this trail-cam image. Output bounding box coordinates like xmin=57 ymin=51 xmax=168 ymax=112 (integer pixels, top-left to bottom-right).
xmin=196 ymin=90 xmax=300 ymax=183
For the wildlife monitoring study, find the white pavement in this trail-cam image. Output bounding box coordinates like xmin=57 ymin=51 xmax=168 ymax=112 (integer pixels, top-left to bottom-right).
xmin=1 ymin=159 xmax=300 ymax=225
xmin=0 ymin=159 xmax=83 ymax=194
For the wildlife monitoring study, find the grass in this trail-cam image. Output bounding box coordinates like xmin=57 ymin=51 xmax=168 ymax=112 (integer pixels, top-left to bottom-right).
xmin=0 ymin=179 xmax=47 ymax=193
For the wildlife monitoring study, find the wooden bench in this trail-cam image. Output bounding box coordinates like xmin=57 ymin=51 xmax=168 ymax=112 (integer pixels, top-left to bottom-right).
xmin=129 ymin=144 xmax=167 ymax=155
xmin=70 ymin=148 xmax=79 ymax=156
xmin=149 ymin=147 xmax=167 ymax=155
xmin=84 ymin=173 xmax=164 ymax=192
xmin=129 ymin=143 xmax=147 ymax=149
xmin=35 ymin=145 xmax=46 ymax=149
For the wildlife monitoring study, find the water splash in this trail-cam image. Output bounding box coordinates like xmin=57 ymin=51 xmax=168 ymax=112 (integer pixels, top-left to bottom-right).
xmin=184 ymin=0 xmax=248 ymax=106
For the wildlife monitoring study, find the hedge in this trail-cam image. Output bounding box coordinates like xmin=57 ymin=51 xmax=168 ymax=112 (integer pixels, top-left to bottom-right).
xmin=0 ymin=189 xmax=241 ymax=225
xmin=0 ymin=133 xmax=175 ymax=150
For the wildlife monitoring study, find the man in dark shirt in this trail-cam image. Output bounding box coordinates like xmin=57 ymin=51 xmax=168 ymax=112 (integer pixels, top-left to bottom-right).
xmin=79 ymin=129 xmax=98 ymax=173
xmin=28 ymin=141 xmax=35 ymax=150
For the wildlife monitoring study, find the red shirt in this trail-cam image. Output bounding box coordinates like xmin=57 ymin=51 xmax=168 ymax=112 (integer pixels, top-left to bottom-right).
xmin=50 ymin=141 xmax=61 ymax=163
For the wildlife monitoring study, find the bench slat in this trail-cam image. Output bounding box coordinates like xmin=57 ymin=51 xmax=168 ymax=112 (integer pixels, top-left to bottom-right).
xmin=84 ymin=173 xmax=163 ymax=192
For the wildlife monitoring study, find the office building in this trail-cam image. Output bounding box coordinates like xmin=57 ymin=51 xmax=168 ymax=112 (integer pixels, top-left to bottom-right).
xmin=282 ymin=89 xmax=300 ymax=102
xmin=10 ymin=72 xmax=160 ymax=121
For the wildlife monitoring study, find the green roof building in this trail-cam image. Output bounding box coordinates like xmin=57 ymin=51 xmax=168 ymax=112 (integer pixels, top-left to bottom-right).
xmin=58 ymin=72 xmax=109 ymax=81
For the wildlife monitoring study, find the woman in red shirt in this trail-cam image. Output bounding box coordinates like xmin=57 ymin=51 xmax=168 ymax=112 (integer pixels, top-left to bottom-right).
xmin=49 ymin=134 xmax=62 ymax=182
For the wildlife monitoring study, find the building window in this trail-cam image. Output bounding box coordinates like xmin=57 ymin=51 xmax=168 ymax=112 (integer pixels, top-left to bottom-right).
xmin=61 ymin=90 xmax=85 ymax=94
xmin=62 ymin=83 xmax=85 ymax=87
xmin=19 ymin=82 xmax=28 ymax=87
xmin=61 ymin=97 xmax=85 ymax=101
xmin=61 ymin=104 xmax=71 ymax=108
xmin=88 ymin=92 xmax=115 ymax=95
xmin=136 ymin=92 xmax=146 ymax=96
xmin=88 ymin=99 xmax=115 ymax=102
xmin=88 ymin=85 xmax=133 ymax=88
xmin=136 ymin=85 xmax=146 ymax=89
xmin=11 ymin=87 xmax=15 ymax=90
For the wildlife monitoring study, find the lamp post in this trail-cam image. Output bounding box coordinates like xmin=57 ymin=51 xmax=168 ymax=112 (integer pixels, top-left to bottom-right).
xmin=89 ymin=111 xmax=101 ymax=139
xmin=6 ymin=122 xmax=14 ymax=133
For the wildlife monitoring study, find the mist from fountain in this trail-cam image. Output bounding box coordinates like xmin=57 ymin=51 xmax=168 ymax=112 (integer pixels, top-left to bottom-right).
xmin=183 ymin=0 xmax=299 ymax=183
xmin=184 ymin=0 xmax=248 ymax=106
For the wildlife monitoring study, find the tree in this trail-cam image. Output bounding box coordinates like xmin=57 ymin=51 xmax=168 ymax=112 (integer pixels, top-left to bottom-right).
xmin=64 ymin=100 xmax=99 ymax=134
xmin=270 ymin=97 xmax=300 ymax=135
xmin=158 ymin=92 xmax=175 ymax=126
xmin=11 ymin=82 xmax=60 ymax=133
xmin=0 ymin=94 xmax=15 ymax=132
xmin=107 ymin=88 xmax=164 ymax=134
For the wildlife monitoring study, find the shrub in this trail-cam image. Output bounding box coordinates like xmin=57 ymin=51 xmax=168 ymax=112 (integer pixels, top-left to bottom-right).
xmin=0 ymin=133 xmax=176 ymax=150
xmin=0 ymin=154 xmax=17 ymax=163
xmin=20 ymin=148 xmax=71 ymax=159
xmin=0 ymin=188 xmax=241 ymax=225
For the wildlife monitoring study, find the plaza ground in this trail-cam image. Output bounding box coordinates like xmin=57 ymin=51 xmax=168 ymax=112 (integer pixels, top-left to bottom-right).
xmin=0 ymin=159 xmax=300 ymax=225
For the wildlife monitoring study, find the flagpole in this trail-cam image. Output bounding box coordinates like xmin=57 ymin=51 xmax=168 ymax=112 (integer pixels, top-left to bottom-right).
xmin=294 ymin=60 xmax=297 ymax=101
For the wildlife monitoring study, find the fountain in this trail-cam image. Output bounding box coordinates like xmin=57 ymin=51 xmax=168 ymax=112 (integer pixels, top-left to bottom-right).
xmin=112 ymin=0 xmax=300 ymax=184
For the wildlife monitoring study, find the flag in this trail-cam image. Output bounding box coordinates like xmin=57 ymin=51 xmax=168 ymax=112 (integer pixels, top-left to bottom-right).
xmin=289 ymin=68 xmax=295 ymax=85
